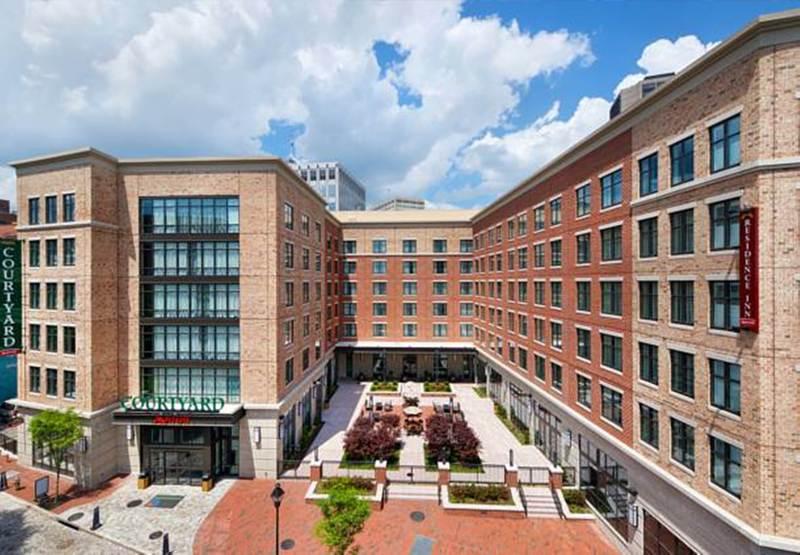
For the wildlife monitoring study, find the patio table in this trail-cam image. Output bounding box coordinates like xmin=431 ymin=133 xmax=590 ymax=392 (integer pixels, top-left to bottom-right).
xmin=403 ymin=406 xmax=422 ymax=417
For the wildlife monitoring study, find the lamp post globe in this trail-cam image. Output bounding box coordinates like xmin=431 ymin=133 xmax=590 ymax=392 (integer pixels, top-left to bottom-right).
xmin=271 ymin=482 xmax=286 ymax=554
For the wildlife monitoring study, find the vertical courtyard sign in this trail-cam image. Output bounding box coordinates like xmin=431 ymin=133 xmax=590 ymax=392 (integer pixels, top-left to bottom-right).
xmin=739 ymin=208 xmax=759 ymax=332
xmin=0 ymin=240 xmax=21 ymax=355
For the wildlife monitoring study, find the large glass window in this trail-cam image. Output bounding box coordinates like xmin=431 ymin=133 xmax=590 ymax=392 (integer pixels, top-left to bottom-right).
xmin=710 ymin=359 xmax=741 ymax=415
xmin=141 ymin=242 xmax=240 ymax=276
xmin=710 ymin=436 xmax=742 ymax=497
xmin=141 ymin=283 xmax=240 ymax=319
xmin=670 ymin=350 xmax=694 ymax=398
xmin=639 ymin=153 xmax=658 ymax=197
xmin=600 ymin=169 xmax=623 ymax=209
xmin=709 ymin=198 xmax=740 ymax=250
xmin=710 ymin=115 xmax=741 ymax=173
xmin=670 ymin=135 xmax=694 ymax=186
xmin=141 ymin=325 xmax=240 ymax=361
xmin=141 ymin=198 xmax=240 ymax=234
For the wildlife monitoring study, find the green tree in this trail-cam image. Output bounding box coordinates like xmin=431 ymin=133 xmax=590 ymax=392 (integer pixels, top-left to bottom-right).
xmin=29 ymin=409 xmax=83 ymax=501
xmin=315 ymin=485 xmax=371 ymax=554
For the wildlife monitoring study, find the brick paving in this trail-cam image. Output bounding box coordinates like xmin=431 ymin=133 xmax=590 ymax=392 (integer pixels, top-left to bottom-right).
xmin=194 ymin=478 xmax=617 ymax=554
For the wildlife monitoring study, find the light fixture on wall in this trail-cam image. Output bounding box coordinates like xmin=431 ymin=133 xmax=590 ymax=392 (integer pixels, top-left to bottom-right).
xmin=78 ymin=436 xmax=89 ymax=453
xmin=628 ymin=488 xmax=640 ymax=528
xmin=126 ymin=425 xmax=134 ymax=442
xmin=254 ymin=426 xmax=262 ymax=444
xmin=278 ymin=416 xmax=284 ymax=439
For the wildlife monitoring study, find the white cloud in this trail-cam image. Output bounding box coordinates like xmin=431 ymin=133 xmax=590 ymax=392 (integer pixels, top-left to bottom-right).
xmin=614 ymin=35 xmax=719 ymax=95
xmin=0 ymin=0 xmax=595 ymax=206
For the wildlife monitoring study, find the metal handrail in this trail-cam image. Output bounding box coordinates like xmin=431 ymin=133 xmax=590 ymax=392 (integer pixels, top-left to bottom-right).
xmin=518 ymin=482 xmax=528 ymax=517
xmin=551 ymin=487 xmax=565 ymax=520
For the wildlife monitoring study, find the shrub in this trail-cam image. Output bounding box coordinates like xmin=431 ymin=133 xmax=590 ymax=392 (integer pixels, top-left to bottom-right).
xmin=380 ymin=413 xmax=400 ymax=429
xmin=343 ymin=417 xmax=400 ymax=462
xmin=371 ymin=381 xmax=398 ymax=392
xmin=449 ymin=484 xmax=511 ymax=505
xmin=473 ymin=386 xmax=488 ymax=398
xmin=451 ymin=420 xmax=481 ymax=463
xmin=404 ymin=419 xmax=423 ymax=435
xmin=562 ymin=488 xmax=590 ymax=514
xmin=424 ymin=382 xmax=451 ymax=393
xmin=318 ymin=477 xmax=374 ymax=494
xmin=403 ymin=396 xmax=419 ymax=407
xmin=315 ymin=485 xmax=371 ymax=555
xmin=424 ymin=414 xmax=481 ymax=464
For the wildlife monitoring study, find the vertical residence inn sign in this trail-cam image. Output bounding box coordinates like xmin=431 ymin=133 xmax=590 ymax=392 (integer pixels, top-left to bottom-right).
xmin=739 ymin=208 xmax=759 ymax=332
xmin=0 ymin=240 xmax=22 ymax=355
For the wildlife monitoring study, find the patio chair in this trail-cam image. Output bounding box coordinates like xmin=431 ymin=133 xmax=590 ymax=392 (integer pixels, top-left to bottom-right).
xmin=384 ymin=401 xmax=393 ymax=411
xmin=375 ymin=401 xmax=383 ymax=411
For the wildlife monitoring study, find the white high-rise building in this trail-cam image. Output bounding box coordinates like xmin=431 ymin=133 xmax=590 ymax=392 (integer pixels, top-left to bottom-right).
xmin=290 ymin=160 xmax=366 ymax=211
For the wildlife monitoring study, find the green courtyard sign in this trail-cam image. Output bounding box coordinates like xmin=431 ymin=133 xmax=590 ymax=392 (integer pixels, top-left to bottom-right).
xmin=0 ymin=240 xmax=21 ymax=356
xmin=120 ymin=395 xmax=225 ymax=413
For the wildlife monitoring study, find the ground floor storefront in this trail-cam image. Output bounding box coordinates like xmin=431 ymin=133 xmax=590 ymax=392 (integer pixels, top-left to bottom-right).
xmin=336 ymin=346 xmax=482 ymax=383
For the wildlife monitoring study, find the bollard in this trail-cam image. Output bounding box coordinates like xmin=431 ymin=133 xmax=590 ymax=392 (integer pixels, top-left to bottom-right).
xmin=0 ymin=471 xmax=7 ymax=491
xmin=91 ymin=506 xmax=101 ymax=530
xmin=162 ymin=532 xmax=171 ymax=555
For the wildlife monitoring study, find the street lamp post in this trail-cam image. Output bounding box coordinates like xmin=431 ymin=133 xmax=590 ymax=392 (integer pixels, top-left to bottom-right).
xmin=271 ymin=482 xmax=286 ymax=555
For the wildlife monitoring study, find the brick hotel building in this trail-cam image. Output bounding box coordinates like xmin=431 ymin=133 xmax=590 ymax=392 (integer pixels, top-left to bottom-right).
xmin=7 ymin=9 xmax=800 ymax=555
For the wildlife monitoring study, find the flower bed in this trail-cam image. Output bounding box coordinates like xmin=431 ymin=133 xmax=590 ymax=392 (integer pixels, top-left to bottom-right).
xmin=493 ymin=403 xmax=531 ymax=445
xmin=562 ymin=488 xmax=590 ymax=514
xmin=316 ymin=476 xmax=375 ymax=495
xmin=342 ymin=414 xmax=401 ymax=469
xmin=423 ymin=414 xmax=483 ymax=471
xmin=371 ymin=381 xmax=398 ymax=392
xmin=423 ymin=381 xmax=451 ymax=393
xmin=449 ymin=484 xmax=513 ymax=505
xmin=473 ymin=386 xmax=488 ymax=398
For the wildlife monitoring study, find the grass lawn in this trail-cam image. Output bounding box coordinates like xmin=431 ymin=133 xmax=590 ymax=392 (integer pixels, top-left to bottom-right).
xmin=562 ymin=488 xmax=591 ymax=514
xmin=423 ymin=381 xmax=452 ymax=393
xmin=493 ymin=403 xmax=531 ymax=445
xmin=473 ymin=386 xmax=488 ymax=398
xmin=371 ymin=381 xmax=399 ymax=392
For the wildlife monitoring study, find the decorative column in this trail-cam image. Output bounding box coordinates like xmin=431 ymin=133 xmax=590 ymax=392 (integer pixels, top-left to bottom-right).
xmin=437 ymin=461 xmax=451 ymax=486
xmin=549 ymin=466 xmax=564 ymax=491
xmin=374 ymin=460 xmax=388 ymax=485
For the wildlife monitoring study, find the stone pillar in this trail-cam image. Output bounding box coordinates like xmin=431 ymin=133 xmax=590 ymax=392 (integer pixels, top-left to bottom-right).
xmin=374 ymin=460 xmax=388 ymax=485
xmin=310 ymin=460 xmax=323 ymax=482
xmin=437 ymin=461 xmax=451 ymax=486
xmin=549 ymin=466 xmax=564 ymax=491
xmin=505 ymin=464 xmax=519 ymax=488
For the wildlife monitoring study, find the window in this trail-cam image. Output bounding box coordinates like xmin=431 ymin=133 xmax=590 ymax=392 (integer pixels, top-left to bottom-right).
xmin=550 ymin=281 xmax=562 ymax=308
xmin=343 ymin=302 xmax=357 ymax=316
xmin=140 ymin=197 xmax=240 ymax=234
xmin=283 ymin=320 xmax=294 ymax=346
xmin=601 ymin=282 xmax=622 ymax=316
xmin=63 ymin=326 xmax=76 ymax=354
xmin=28 ymin=198 xmax=40 ymax=225
xmin=551 ymin=363 xmax=562 ymax=391
xmin=459 ymin=239 xmax=473 ymax=253
xmin=670 ymin=209 xmax=694 ymax=255
xmin=372 ymin=324 xmax=387 ymax=337
xmin=533 ymin=244 xmax=545 ymax=268
xmin=62 ymin=193 xmax=75 ymax=222
xmin=670 ymin=135 xmax=694 ymax=186
xmin=403 ymin=281 xmax=417 ymax=295
xmin=301 ymin=248 xmax=309 ymax=270
xmin=601 ymin=226 xmax=622 ymax=261
xmin=601 ymin=386 xmax=623 ymax=427
xmin=373 ymin=302 xmax=387 ymax=316
xmin=710 ymin=359 xmax=741 ymax=415
xmin=534 ymin=282 xmax=545 ymax=305
xmin=670 ymin=418 xmax=695 ymax=470
xmin=670 ymin=350 xmax=694 ymax=398
xmin=710 ymin=281 xmax=740 ymax=331
xmin=518 ymin=314 xmax=528 ymax=336
xmin=517 ymin=247 xmax=528 ymax=270
xmin=577 ymin=328 xmax=591 ymax=360
xmin=551 ymin=322 xmax=562 ymax=349
xmin=710 ymin=115 xmax=740 ymax=173
xmin=433 ymin=260 xmax=447 ymax=274
xmin=601 ymin=334 xmax=622 ymax=371
xmin=343 ymin=240 xmax=357 ymax=254
xmin=518 ymin=281 xmax=528 ymax=302
xmin=62 ymin=238 xmax=75 ymax=266
xmin=517 ymin=347 xmax=527 ymax=370
xmin=283 ymin=203 xmax=294 ymax=230
xmin=29 ymin=324 xmax=40 ymax=351
xmin=576 ymin=184 xmax=591 ymax=217
xmin=45 ymin=195 xmax=57 ymax=223
xmin=301 ymin=214 xmax=310 ymax=236
xmin=403 ymin=302 xmax=417 ymax=316
xmin=432 ymin=282 xmax=448 ymax=295
xmin=284 ymin=242 xmax=294 ymax=269
xmin=639 ymin=281 xmax=658 ymax=321
xmin=639 ymin=343 xmax=659 ymax=385
xmin=576 ymin=281 xmax=591 ymax=312
xmin=284 ymin=281 xmax=294 ymax=306
xmin=709 ymin=198 xmax=740 ymax=250
xmin=343 ymin=323 xmax=357 ymax=337
xmin=432 ymin=302 xmax=448 ymax=316
xmin=534 ymin=318 xmax=544 ymax=342
xmin=517 ymin=214 xmax=528 ymax=235
xmin=533 ymin=355 xmax=545 ymax=381
xmin=639 ymin=217 xmax=658 ymax=258
xmin=639 ymin=153 xmax=658 ymax=197
xmin=29 ymin=366 xmax=40 ymax=393
xmin=29 ymin=240 xmax=40 ymax=267
xmin=534 ymin=206 xmax=545 ymax=230
xmin=710 ymin=437 xmax=742 ymax=497
xmin=403 ymin=323 xmax=417 ymax=337
xmin=402 ymin=261 xmax=417 ymax=275
xmin=402 ymin=239 xmax=417 ymax=254
xmin=64 ymin=370 xmax=76 ymax=399
xmin=576 ymin=233 xmax=591 ymax=264
xmin=550 ymin=239 xmax=562 ymax=267
xmin=343 ymin=260 xmax=356 ymax=275
xmin=46 ymin=368 xmax=58 ymax=396
xmin=433 ymin=239 xmax=448 ymax=253
xmin=640 ymin=404 xmax=659 ymax=448
xmin=600 ymin=169 xmax=623 ymax=208
xmin=284 ymin=358 xmax=294 ymax=384
xmin=46 ymin=283 xmax=58 ymax=310
xmin=577 ymin=375 xmax=592 ymax=408
xmin=372 ymin=239 xmax=387 ymax=254
xmin=29 ymin=282 xmax=40 ymax=309
xmin=550 ymin=198 xmax=562 ymax=225
xmin=46 ymin=239 xmax=57 ymax=266
xmin=372 ymin=282 xmax=387 ymax=296
xmin=670 ymin=281 xmax=694 ymax=325
xmin=432 ymin=324 xmax=448 ymax=337
xmin=142 ymin=325 xmax=240 ymax=360
xmin=372 ymin=261 xmax=387 ymax=274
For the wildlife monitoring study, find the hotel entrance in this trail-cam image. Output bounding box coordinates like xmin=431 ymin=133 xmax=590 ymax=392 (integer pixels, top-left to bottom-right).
xmin=141 ymin=426 xmax=239 ymax=486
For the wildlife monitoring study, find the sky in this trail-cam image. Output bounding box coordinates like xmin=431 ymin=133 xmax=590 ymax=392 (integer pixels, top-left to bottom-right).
xmin=0 ymin=0 xmax=796 ymax=209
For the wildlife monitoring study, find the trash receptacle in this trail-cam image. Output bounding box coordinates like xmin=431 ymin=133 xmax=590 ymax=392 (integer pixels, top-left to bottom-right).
xmin=137 ymin=471 xmax=150 ymax=490
xmin=201 ymin=473 xmax=213 ymax=492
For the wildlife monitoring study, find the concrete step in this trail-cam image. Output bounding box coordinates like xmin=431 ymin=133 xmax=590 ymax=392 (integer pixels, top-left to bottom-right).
xmin=520 ymin=486 xmax=561 ymax=518
xmin=388 ymin=484 xmax=440 ymax=501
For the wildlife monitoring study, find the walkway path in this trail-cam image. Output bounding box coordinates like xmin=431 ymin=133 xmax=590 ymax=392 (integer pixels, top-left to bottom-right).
xmin=451 ymin=384 xmax=551 ymax=467
xmin=302 ymin=381 xmax=368 ymax=462
xmin=399 ymin=433 xmax=426 ymax=467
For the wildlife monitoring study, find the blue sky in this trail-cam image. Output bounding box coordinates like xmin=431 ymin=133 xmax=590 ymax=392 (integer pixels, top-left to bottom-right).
xmin=1 ymin=0 xmax=796 ymax=208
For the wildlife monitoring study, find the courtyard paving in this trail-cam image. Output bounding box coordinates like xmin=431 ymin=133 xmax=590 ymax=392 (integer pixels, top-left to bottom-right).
xmin=0 ymin=493 xmax=137 ymax=554
xmin=60 ymin=475 xmax=235 ymax=555
xmin=193 ymin=478 xmax=617 ymax=554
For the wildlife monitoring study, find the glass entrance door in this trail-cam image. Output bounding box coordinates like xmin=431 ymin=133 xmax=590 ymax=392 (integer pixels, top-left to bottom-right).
xmin=148 ymin=449 xmax=205 ymax=485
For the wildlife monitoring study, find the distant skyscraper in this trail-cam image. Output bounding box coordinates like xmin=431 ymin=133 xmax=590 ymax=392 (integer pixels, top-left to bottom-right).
xmin=289 ymin=160 xmax=366 ymax=211
xmin=371 ymin=197 xmax=426 ymax=211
